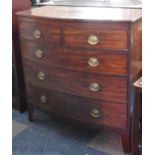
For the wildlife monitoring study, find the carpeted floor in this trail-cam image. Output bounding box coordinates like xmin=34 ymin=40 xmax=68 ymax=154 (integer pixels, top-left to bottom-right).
xmin=12 ymin=120 xmax=28 ymax=138
xmin=12 ymin=109 xmax=130 ymax=155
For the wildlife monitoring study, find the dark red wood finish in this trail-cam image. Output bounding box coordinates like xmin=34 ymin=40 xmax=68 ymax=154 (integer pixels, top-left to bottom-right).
xmin=26 ymin=85 xmax=128 ymax=129
xmin=19 ymin=20 xmax=61 ymax=45
xmin=17 ymin=6 xmax=142 ymax=153
xmin=63 ymin=23 xmax=128 ymax=50
xmin=23 ymin=59 xmax=128 ymax=103
xmin=20 ymin=40 xmax=128 ymax=76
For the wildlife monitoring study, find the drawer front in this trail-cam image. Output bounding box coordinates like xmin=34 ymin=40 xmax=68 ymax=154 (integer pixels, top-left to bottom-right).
xmin=26 ymin=85 xmax=128 ymax=129
xmin=19 ymin=21 xmax=61 ymax=45
xmin=21 ymin=41 xmax=127 ymax=76
xmin=23 ymin=60 xmax=128 ymax=103
xmin=63 ymin=24 xmax=128 ymax=50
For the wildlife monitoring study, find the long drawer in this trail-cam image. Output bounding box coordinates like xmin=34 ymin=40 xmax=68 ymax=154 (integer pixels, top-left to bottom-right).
xmin=23 ymin=59 xmax=128 ymax=103
xmin=26 ymin=85 xmax=128 ymax=129
xmin=21 ymin=40 xmax=128 ymax=76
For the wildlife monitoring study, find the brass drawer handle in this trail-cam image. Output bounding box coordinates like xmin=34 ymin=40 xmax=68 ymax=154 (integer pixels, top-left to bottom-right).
xmin=87 ymin=35 xmax=99 ymax=45
xmin=89 ymin=82 xmax=100 ymax=92
xmin=90 ymin=108 xmax=101 ymax=118
xmin=88 ymin=57 xmax=99 ymax=67
xmin=34 ymin=49 xmax=44 ymax=58
xmin=37 ymin=72 xmax=46 ymax=80
xmin=33 ymin=29 xmax=41 ymax=39
xmin=40 ymin=95 xmax=48 ymax=103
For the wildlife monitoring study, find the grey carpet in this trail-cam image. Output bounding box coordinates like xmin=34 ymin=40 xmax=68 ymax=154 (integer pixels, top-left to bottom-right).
xmin=12 ymin=120 xmax=28 ymax=138
xmin=13 ymin=109 xmax=130 ymax=155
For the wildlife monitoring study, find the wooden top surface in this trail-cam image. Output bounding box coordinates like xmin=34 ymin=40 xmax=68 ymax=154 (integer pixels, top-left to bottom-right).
xmin=17 ymin=6 xmax=142 ymax=22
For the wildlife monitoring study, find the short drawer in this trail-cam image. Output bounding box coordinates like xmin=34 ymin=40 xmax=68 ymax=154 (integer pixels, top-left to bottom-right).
xmin=26 ymin=85 xmax=128 ymax=129
xmin=63 ymin=23 xmax=128 ymax=50
xmin=21 ymin=40 xmax=127 ymax=76
xmin=18 ymin=21 xmax=61 ymax=45
xmin=23 ymin=59 xmax=128 ymax=103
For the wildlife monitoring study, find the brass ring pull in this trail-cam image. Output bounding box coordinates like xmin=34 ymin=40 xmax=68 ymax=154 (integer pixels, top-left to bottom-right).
xmin=37 ymin=72 xmax=46 ymax=80
xmin=88 ymin=57 xmax=99 ymax=67
xmin=40 ymin=95 xmax=48 ymax=103
xmin=33 ymin=29 xmax=41 ymax=39
xmin=90 ymin=108 xmax=101 ymax=118
xmin=34 ymin=49 xmax=44 ymax=58
xmin=87 ymin=35 xmax=99 ymax=45
xmin=89 ymin=82 xmax=100 ymax=92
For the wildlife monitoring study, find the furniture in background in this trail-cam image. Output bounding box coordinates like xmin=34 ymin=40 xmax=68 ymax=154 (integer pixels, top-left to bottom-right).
xmin=131 ymin=22 xmax=142 ymax=155
xmin=132 ymin=77 xmax=142 ymax=155
xmin=17 ymin=6 xmax=142 ymax=153
xmin=12 ymin=0 xmax=30 ymax=112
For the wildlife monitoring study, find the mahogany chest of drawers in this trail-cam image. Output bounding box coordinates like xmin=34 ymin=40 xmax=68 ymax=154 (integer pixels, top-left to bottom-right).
xmin=17 ymin=6 xmax=142 ymax=153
